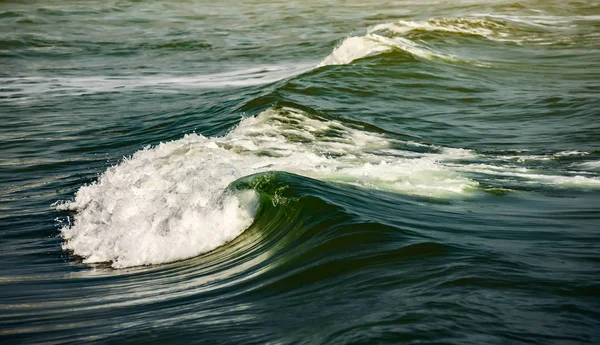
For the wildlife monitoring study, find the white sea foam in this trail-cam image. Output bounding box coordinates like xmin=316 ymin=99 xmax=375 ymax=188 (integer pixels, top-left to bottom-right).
xmin=494 ymin=150 xmax=592 ymax=163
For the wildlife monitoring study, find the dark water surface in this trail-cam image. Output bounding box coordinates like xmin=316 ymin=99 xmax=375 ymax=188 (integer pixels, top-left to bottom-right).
xmin=1 ymin=1 xmax=600 ymax=344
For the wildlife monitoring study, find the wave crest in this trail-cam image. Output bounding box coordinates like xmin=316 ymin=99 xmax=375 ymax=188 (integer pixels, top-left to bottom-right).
xmin=318 ymin=33 xmax=461 ymax=67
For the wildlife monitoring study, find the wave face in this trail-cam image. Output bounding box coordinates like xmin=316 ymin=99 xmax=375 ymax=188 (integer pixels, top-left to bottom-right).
xmin=3 ymin=1 xmax=600 ymax=344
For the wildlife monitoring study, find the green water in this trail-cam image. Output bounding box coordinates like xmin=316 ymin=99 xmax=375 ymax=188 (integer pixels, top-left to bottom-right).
xmin=1 ymin=1 xmax=600 ymax=344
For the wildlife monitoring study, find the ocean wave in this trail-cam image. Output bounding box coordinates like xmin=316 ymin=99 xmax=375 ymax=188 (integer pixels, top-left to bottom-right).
xmin=318 ymin=15 xmax=592 ymax=67
xmin=56 ymin=103 xmax=600 ymax=268
xmin=55 ymin=105 xmax=478 ymax=268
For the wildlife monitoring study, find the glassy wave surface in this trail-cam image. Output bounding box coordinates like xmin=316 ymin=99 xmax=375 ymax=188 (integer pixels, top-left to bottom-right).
xmin=1 ymin=1 xmax=599 ymax=344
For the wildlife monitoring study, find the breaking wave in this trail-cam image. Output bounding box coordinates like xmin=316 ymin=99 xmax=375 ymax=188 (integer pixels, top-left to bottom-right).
xmin=55 ymin=106 xmax=478 ymax=268
xmin=56 ymin=105 xmax=600 ymax=268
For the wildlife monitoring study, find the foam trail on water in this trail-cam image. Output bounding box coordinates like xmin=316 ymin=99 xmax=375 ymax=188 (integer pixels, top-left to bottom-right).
xmin=575 ymin=160 xmax=600 ymax=172
xmin=369 ymin=18 xmax=508 ymax=38
xmin=371 ymin=16 xmax=585 ymax=46
xmin=0 ymin=64 xmax=313 ymax=100
xmin=452 ymin=163 xmax=600 ymax=188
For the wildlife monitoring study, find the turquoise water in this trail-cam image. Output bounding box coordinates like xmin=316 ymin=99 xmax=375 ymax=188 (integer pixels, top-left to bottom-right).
xmin=1 ymin=0 xmax=600 ymax=343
